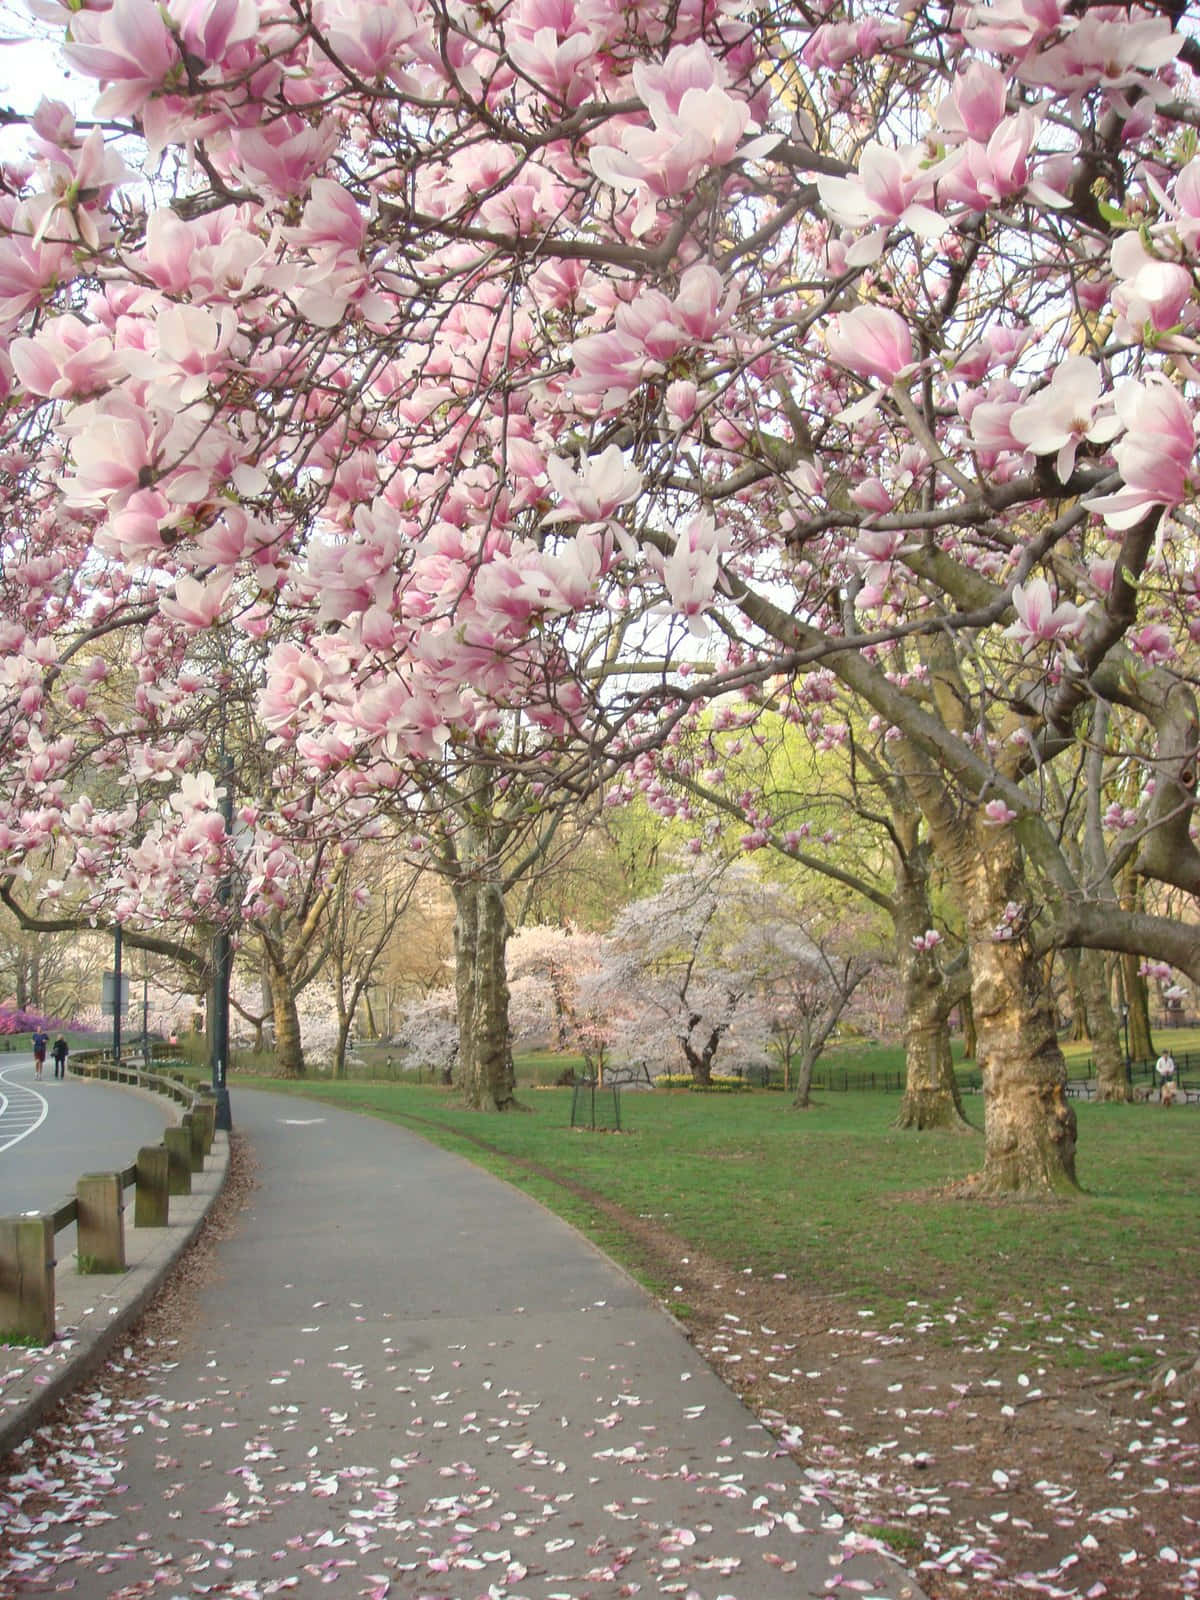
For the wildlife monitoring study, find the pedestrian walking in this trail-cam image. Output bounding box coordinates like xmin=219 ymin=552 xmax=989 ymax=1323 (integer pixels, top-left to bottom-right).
xmin=31 ymin=1028 xmax=47 ymax=1080
xmin=51 ymin=1035 xmax=68 ymax=1079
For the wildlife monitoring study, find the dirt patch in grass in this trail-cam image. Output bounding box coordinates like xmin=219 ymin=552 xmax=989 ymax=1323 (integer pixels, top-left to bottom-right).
xmin=584 ymin=1196 xmax=1200 ymax=1600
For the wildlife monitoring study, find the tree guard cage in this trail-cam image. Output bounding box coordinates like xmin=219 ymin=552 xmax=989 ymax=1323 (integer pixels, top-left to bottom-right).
xmin=570 ymin=1077 xmax=622 ymax=1131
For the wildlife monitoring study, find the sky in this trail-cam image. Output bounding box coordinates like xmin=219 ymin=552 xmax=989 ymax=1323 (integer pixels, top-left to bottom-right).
xmin=0 ymin=6 xmax=83 ymax=156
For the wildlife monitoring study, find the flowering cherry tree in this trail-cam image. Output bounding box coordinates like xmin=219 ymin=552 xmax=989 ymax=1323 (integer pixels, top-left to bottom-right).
xmin=507 ymin=922 xmax=620 ymax=1078
xmin=6 ymin=0 xmax=1200 ymax=1195
xmin=592 ymin=859 xmax=775 ymax=1085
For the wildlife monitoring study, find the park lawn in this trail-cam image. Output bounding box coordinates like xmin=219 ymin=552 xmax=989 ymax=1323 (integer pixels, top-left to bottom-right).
xmin=235 ymin=1076 xmax=1200 ymax=1368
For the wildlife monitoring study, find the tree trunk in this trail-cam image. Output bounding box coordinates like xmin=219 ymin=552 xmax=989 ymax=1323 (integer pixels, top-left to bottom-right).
xmin=1119 ymin=869 xmax=1155 ymax=1062
xmin=1079 ymin=948 xmax=1129 ymax=1102
xmin=684 ymin=1033 xmax=715 ymax=1085
xmin=960 ymin=993 xmax=977 ymax=1060
xmin=264 ymin=953 xmax=305 ymax=1078
xmin=791 ymin=1019 xmax=817 ymax=1107
xmin=892 ymin=842 xmax=973 ymax=1132
xmin=896 ymin=966 xmax=973 ymax=1130
xmin=960 ymin=838 xmax=1078 ymax=1197
xmin=332 ymin=1014 xmax=351 ymax=1079
xmin=453 ymin=868 xmax=517 ymax=1111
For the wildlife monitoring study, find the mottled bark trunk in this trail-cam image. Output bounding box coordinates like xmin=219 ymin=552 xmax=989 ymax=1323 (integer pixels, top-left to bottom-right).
xmin=332 ymin=1013 xmax=352 ymax=1079
xmin=1079 ymin=949 xmax=1129 ymax=1102
xmin=892 ymin=845 xmax=972 ymax=1132
xmin=265 ymin=953 xmax=305 ymax=1078
xmin=1119 ymin=871 xmax=1154 ymax=1062
xmin=1061 ymin=949 xmax=1086 ymax=1041
xmin=453 ymin=870 xmax=517 ymax=1111
xmin=896 ymin=960 xmax=972 ymax=1131
xmin=962 ymin=840 xmax=1078 ymax=1197
xmin=960 ymin=994 xmax=977 ymax=1061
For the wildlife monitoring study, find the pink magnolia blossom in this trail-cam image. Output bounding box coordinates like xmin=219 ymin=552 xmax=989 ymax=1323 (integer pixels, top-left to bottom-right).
xmin=1129 ymin=624 xmax=1175 ymax=665
xmin=1004 ymin=577 xmax=1087 ymax=652
xmin=230 ymin=116 xmax=339 ymax=198
xmin=158 ymin=573 xmax=233 ymax=630
xmin=1084 ymin=375 xmax=1198 ymax=530
xmin=1007 ymin=356 xmax=1120 ymax=483
xmin=934 ymin=110 xmax=1059 ymax=213
xmin=544 ymin=445 xmax=642 ymax=524
xmin=825 ymin=306 xmax=914 ymax=388
xmin=1017 ymin=13 xmax=1180 ymax=95
xmin=818 ymin=143 xmax=946 ymax=261
xmin=589 ymin=42 xmax=776 ymax=236
xmin=963 ymin=0 xmax=1068 ymax=58
xmin=62 ymin=0 xmax=180 ymax=118
xmin=167 ymin=0 xmax=260 ymax=64
xmin=10 ymin=315 xmax=122 ymax=399
xmin=983 ymin=800 xmax=1018 ymax=827
xmin=649 ymin=512 xmax=728 ymax=632
xmin=938 ymin=61 xmax=1008 ymax=144
xmin=1109 ymin=233 xmax=1193 ymax=343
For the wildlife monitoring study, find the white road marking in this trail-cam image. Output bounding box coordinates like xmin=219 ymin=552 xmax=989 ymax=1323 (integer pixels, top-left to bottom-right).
xmin=280 ymin=1118 xmax=326 ymax=1125
xmin=0 ymin=1063 xmax=49 ymax=1154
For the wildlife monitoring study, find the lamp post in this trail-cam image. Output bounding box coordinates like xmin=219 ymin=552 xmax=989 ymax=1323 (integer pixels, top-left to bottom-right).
xmin=1120 ymin=1003 xmax=1130 ymax=1070
xmin=210 ymin=746 xmax=235 ymax=1132
xmin=112 ymin=923 xmax=122 ymax=1063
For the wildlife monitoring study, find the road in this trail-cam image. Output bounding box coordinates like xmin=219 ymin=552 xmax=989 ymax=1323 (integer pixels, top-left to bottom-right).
xmin=0 ymin=1058 xmax=174 ymax=1251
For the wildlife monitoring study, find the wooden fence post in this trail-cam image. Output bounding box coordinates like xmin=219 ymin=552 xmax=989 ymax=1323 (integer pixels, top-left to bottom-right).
xmin=76 ymin=1172 xmax=126 ymax=1273
xmin=181 ymin=1113 xmax=204 ymax=1172
xmin=135 ymin=1145 xmax=170 ymax=1227
xmin=0 ymin=1215 xmax=56 ymax=1344
xmin=163 ymin=1127 xmax=193 ymax=1195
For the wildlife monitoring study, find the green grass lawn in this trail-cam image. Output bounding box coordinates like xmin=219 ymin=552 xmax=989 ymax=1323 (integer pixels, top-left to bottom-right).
xmin=232 ymin=1075 xmax=1200 ymax=1368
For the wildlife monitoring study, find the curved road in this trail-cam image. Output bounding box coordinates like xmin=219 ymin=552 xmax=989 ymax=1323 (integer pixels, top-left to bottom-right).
xmin=0 ymin=1058 xmax=174 ymax=1246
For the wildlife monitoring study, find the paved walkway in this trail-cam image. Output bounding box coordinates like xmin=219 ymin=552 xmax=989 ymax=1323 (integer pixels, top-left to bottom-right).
xmin=1 ymin=1088 xmax=926 ymax=1598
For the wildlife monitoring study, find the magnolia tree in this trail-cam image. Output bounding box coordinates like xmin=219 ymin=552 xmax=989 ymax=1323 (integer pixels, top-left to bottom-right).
xmin=7 ymin=1 xmax=1200 ymax=1197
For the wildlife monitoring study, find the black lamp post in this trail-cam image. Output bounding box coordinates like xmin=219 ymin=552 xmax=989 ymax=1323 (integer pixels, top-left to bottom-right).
xmin=1120 ymin=1002 xmax=1130 ymax=1068
xmin=112 ymin=923 xmax=122 ymax=1063
xmin=210 ymin=746 xmax=235 ymax=1132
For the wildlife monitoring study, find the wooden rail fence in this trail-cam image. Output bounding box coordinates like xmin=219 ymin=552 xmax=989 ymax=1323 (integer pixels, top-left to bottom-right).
xmin=0 ymin=1053 xmax=215 ymax=1345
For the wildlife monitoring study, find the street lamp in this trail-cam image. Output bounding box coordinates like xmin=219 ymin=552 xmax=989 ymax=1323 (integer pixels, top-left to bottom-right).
xmin=112 ymin=922 xmax=122 ymax=1063
xmin=210 ymin=745 xmax=235 ymax=1133
xmin=1120 ymin=1002 xmax=1130 ymax=1068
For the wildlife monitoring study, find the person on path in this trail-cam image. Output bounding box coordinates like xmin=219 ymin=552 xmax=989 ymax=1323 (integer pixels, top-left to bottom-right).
xmin=1156 ymin=1049 xmax=1177 ymax=1105
xmin=51 ymin=1035 xmax=68 ymax=1079
xmin=31 ymin=1029 xmax=47 ymax=1080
